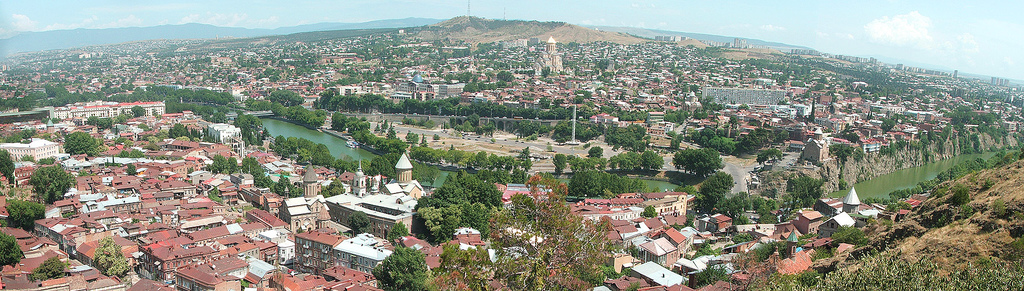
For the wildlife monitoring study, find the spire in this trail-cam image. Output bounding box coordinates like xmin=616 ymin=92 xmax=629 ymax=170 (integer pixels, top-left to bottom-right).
xmin=302 ymin=164 xmax=318 ymax=184
xmin=547 ymin=36 xmax=557 ymax=44
xmin=787 ymin=231 xmax=799 ymax=242
xmin=843 ymin=186 xmax=861 ymax=206
xmin=395 ymin=152 xmax=413 ymax=170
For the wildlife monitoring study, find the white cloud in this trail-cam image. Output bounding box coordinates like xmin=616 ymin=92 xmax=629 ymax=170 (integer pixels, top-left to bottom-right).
xmin=179 ymin=13 xmax=248 ymax=27
xmin=864 ymin=11 xmax=933 ymax=48
xmin=11 ymin=14 xmax=38 ymax=31
xmin=760 ymin=24 xmax=785 ymax=32
xmin=105 ymin=15 xmax=143 ymax=28
xmin=956 ymin=33 xmax=979 ymax=54
xmin=43 ymin=16 xmax=99 ymax=30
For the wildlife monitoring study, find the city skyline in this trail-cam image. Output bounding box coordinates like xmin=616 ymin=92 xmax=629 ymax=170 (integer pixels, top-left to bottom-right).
xmin=1 ymin=0 xmax=1022 ymax=81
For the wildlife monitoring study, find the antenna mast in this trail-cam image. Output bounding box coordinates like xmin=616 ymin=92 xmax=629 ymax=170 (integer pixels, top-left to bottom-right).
xmin=467 ymin=0 xmax=471 ymax=16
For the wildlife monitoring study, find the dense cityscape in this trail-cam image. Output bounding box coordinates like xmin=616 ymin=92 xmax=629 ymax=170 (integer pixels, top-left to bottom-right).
xmin=0 ymin=9 xmax=1023 ymax=291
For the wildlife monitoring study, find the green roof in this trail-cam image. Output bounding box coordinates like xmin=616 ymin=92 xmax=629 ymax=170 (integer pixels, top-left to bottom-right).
xmin=787 ymin=232 xmax=799 ymax=242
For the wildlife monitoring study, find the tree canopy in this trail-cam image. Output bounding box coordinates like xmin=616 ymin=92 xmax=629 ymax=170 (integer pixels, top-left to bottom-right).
xmin=373 ymin=246 xmax=432 ymax=291
xmin=29 ymin=166 xmax=75 ymax=204
xmin=673 ymin=148 xmax=724 ymax=177
xmin=6 ymin=200 xmax=45 ymax=231
xmin=29 ymin=257 xmax=66 ymax=281
xmin=64 ymin=132 xmax=99 ymax=156
xmin=348 ymin=211 xmax=371 ymax=235
xmin=0 ymin=150 xmax=14 ymax=184
xmin=696 ymin=172 xmax=733 ymax=214
xmin=0 ymin=233 xmax=23 ymax=266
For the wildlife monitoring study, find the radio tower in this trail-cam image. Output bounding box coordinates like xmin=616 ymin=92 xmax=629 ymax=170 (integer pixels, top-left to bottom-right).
xmin=467 ymin=0 xmax=471 ymax=16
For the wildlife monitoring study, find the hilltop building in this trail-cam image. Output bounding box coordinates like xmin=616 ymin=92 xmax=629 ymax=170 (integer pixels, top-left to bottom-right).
xmin=801 ymin=128 xmax=830 ymax=164
xmin=534 ymin=36 xmax=563 ymax=74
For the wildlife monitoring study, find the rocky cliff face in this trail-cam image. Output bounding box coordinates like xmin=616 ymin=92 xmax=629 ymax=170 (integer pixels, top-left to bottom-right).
xmin=756 ymin=133 xmax=1018 ymax=196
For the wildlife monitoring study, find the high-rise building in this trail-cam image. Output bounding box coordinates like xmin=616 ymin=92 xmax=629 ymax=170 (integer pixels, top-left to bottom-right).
xmin=703 ymin=87 xmax=787 ymax=105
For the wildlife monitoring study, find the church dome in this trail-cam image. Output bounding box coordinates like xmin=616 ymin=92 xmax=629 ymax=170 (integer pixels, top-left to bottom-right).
xmin=395 ymin=153 xmax=414 ymax=170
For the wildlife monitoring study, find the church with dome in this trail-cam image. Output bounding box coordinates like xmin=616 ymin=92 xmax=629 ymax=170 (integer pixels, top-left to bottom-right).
xmin=321 ymin=152 xmax=422 ymax=238
xmin=534 ymin=36 xmax=563 ymax=74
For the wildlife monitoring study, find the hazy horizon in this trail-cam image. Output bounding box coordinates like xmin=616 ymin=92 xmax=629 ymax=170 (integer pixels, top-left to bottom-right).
xmin=2 ymin=0 xmax=1021 ymax=81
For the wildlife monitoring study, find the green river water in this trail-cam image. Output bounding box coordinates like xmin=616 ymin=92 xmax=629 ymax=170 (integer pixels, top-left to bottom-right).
xmin=260 ymin=118 xmax=679 ymax=190
xmin=827 ymin=151 xmax=997 ymax=200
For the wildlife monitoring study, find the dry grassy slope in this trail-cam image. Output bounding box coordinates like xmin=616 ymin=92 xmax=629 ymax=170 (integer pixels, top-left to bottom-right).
xmin=418 ymin=16 xmax=646 ymax=45
xmin=819 ymin=159 xmax=1024 ymax=272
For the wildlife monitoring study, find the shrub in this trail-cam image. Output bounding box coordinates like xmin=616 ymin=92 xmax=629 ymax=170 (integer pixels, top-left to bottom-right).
xmin=947 ymin=183 xmax=971 ymax=206
xmin=990 ymin=199 xmax=1007 ymax=217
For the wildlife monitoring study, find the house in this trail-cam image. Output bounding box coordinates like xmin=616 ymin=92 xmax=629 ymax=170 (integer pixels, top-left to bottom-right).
xmin=791 ymin=211 xmax=823 ymax=235
xmin=819 ymin=212 xmax=856 ymax=238
xmin=637 ymin=237 xmax=680 ymax=268
xmin=333 ymin=233 xmax=393 ymax=273
xmin=695 ymin=214 xmax=732 ymax=233
xmin=294 ymin=230 xmax=345 ymax=275
xmin=630 ymin=261 xmax=684 ymax=287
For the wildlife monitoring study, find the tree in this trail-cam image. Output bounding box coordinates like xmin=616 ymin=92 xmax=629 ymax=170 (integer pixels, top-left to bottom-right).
xmin=588 ymin=147 xmax=603 ymax=158
xmin=29 ymin=256 xmax=66 ymax=281
xmin=126 ymin=164 xmax=137 ymax=175
xmin=348 ymin=211 xmax=371 ymax=234
xmin=387 ymin=221 xmax=410 ymax=242
xmin=465 ymin=175 xmax=612 ymax=290
xmin=94 ymin=237 xmax=130 ymax=278
xmin=7 ymin=200 xmax=45 ymax=231
xmin=553 ymin=154 xmax=567 ymax=175
xmin=642 ymin=206 xmax=657 ymax=218
xmin=640 ymin=150 xmax=663 ymax=170
xmin=131 ymin=105 xmax=146 ymax=117
xmin=673 ymin=148 xmax=723 ymax=177
xmin=786 ymin=176 xmax=823 ymax=208
xmin=696 ymin=172 xmax=733 ymax=214
xmin=0 ymin=233 xmax=23 ymax=266
xmin=373 ymin=247 xmax=431 ymax=291
xmin=756 ymin=148 xmax=783 ymax=165
xmin=732 ymin=233 xmax=754 ymax=244
xmin=0 ymin=150 xmax=14 ymax=184
xmin=831 ymin=226 xmax=868 ymax=246
xmin=30 ymin=166 xmax=75 ymax=204
xmin=64 ymin=132 xmax=99 ymax=156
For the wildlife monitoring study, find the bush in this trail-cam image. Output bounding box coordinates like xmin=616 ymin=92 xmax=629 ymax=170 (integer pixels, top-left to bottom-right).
xmin=990 ymin=199 xmax=1006 ymax=217
xmin=831 ymin=226 xmax=868 ymax=246
xmin=948 ymin=183 xmax=971 ymax=206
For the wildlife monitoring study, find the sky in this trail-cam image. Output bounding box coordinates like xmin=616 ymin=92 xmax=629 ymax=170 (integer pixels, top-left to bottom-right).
xmin=1 ymin=0 xmax=1022 ymax=80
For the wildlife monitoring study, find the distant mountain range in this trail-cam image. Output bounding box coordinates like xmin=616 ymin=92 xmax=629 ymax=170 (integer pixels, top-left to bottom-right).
xmin=586 ymin=26 xmax=813 ymax=51
xmin=414 ymin=16 xmax=646 ymax=45
xmin=0 ymin=18 xmax=444 ymax=56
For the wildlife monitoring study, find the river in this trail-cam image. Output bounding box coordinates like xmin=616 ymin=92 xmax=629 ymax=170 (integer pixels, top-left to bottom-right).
xmin=827 ymin=151 xmax=997 ymax=200
xmin=260 ymin=117 xmax=680 ymax=191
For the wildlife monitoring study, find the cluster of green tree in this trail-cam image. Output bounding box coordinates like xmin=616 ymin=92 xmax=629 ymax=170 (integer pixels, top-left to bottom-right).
xmin=206 ymin=155 xmax=240 ymax=174
xmin=64 ymin=132 xmax=100 ymax=156
xmin=829 ymin=143 xmax=865 ymax=164
xmin=407 ymin=146 xmax=531 ymax=172
xmin=673 ymin=148 xmax=725 ymax=177
xmin=416 ymin=171 xmax=501 ymax=244
xmin=430 ymin=176 xmax=615 ymax=290
xmin=30 ymin=166 xmax=75 ymax=204
xmin=330 ymin=113 xmax=372 ymax=133
xmin=606 ymin=150 xmax=664 ymax=171
xmin=693 ymin=172 xmax=733 ymax=214
xmin=168 ymin=124 xmax=204 ymax=141
xmin=550 ymin=120 xmax=603 ymax=143
xmin=757 ymin=148 xmax=783 ymax=165
xmin=233 ymin=114 xmax=267 ymax=145
xmin=316 ymin=93 xmax=578 ymax=120
xmin=267 ymin=90 xmax=304 ymax=107
xmin=604 ymin=124 xmax=651 ymax=152
xmin=165 ymin=101 xmax=230 ymax=123
xmin=5 ymin=199 xmax=45 ymax=230
xmin=0 ymin=150 xmax=14 ymax=184
xmin=714 ymin=194 xmax=779 ymax=224
xmin=3 ymin=129 xmax=37 ymax=143
xmin=510 ymin=120 xmax=553 ymax=139
xmin=689 ymin=128 xmax=738 ymax=154
xmin=349 ymin=129 xmax=409 ymax=156
xmin=785 ymin=176 xmax=824 ymax=209
xmin=116 ymin=149 xmax=145 ymax=159
xmin=567 ymin=170 xmax=649 ymax=198
xmin=449 ymin=114 xmax=496 ymax=136
xmin=270 ymin=136 xmax=337 ymax=167
xmin=272 ymin=105 xmax=328 ymax=129
xmin=463 ymin=80 xmax=513 ymax=92
xmin=0 ymin=232 xmax=24 ymax=268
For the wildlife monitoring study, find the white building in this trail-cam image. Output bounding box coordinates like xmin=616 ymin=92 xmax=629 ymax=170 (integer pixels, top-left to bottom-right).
xmin=333 ymin=233 xmax=393 ymax=273
xmin=0 ymin=138 xmax=60 ymax=161
xmin=49 ymin=101 xmax=165 ymax=120
xmin=207 ymin=123 xmax=241 ymax=144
